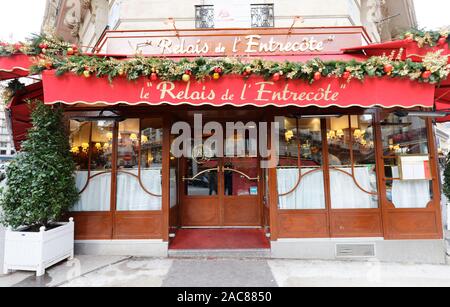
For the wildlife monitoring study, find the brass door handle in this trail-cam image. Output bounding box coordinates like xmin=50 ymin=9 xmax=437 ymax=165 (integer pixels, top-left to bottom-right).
xmin=182 ymin=166 xmax=220 ymax=181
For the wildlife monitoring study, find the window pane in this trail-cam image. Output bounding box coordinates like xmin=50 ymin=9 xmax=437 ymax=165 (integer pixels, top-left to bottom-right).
xmin=381 ymin=114 xmax=429 ymax=156
xmin=195 ymin=5 xmax=214 ymax=29
xmin=185 ymin=158 xmax=219 ymax=196
xmin=70 ymin=120 xmax=114 ymax=212
xmin=251 ymin=4 xmax=275 ymax=28
xmin=277 ymin=117 xmax=326 ymax=210
xmin=381 ymin=114 xmax=432 ymax=208
xmin=327 ymin=115 xmax=378 ymax=209
xmin=116 ymin=118 xmax=162 ymax=211
xmin=70 ymin=120 xmax=91 ymax=171
xmin=224 ymin=157 xmax=259 ymax=196
xmin=279 ymin=117 xmax=299 ymax=167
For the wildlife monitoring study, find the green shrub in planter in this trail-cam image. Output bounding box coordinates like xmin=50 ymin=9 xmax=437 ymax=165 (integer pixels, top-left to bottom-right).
xmin=0 ymin=101 xmax=79 ymax=229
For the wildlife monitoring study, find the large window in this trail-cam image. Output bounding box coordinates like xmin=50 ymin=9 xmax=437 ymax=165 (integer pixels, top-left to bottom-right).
xmin=70 ymin=120 xmax=114 ymax=212
xmin=116 ymin=119 xmax=163 ymax=211
xmin=327 ymin=115 xmax=378 ymax=209
xmin=276 ymin=115 xmax=378 ymax=210
xmin=381 ymin=114 xmax=432 ymax=208
xmin=277 ymin=117 xmax=326 ymax=210
xmin=69 ymin=118 xmax=163 ymax=212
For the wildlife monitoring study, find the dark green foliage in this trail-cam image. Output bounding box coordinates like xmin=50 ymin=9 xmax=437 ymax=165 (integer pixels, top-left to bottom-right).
xmin=443 ymin=152 xmax=450 ymax=201
xmin=0 ymin=101 xmax=79 ymax=229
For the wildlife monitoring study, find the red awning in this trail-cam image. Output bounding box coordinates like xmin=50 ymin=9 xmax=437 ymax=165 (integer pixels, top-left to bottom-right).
xmin=0 ymin=54 xmax=33 ymax=80
xmin=343 ymin=40 xmax=450 ymax=63
xmin=435 ymin=79 xmax=450 ymax=122
xmin=42 ymin=70 xmax=435 ymax=109
xmin=6 ymin=82 xmax=42 ymax=150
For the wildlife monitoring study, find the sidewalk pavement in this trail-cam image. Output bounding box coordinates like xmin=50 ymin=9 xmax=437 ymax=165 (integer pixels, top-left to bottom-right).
xmin=2 ymin=255 xmax=450 ymax=287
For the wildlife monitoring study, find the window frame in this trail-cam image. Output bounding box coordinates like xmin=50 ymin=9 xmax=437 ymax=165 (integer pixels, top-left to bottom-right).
xmin=251 ymin=3 xmax=275 ymax=28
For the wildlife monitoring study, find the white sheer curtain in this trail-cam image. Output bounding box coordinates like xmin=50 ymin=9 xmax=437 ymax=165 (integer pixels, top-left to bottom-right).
xmin=277 ymin=168 xmax=326 ymax=209
xmin=392 ymin=180 xmax=431 ymax=208
xmin=72 ymin=171 xmax=111 ymax=212
xmin=329 ymin=167 xmax=378 ymax=209
xmin=116 ymin=169 xmax=162 ymax=211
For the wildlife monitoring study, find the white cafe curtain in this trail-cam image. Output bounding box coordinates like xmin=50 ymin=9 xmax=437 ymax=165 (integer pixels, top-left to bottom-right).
xmin=277 ymin=168 xmax=326 ymax=210
xmin=329 ymin=167 xmax=378 ymax=209
xmin=72 ymin=169 xmax=162 ymax=212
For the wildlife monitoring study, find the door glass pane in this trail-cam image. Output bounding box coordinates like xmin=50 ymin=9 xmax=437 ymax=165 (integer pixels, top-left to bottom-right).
xmin=116 ymin=118 xmax=163 ymax=211
xmin=381 ymin=114 xmax=432 ymax=208
xmin=185 ymin=158 xmax=219 ymax=196
xmin=277 ymin=117 xmax=326 ymax=210
xmin=327 ymin=115 xmax=378 ymax=209
xmin=223 ymin=157 xmax=259 ymax=196
xmin=71 ymin=120 xmax=114 ymax=212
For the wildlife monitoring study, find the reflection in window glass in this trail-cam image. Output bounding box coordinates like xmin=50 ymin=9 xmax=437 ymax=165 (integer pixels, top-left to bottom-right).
xmin=327 ymin=115 xmax=378 ymax=209
xmin=381 ymin=114 xmax=431 ymax=208
xmin=224 ymin=157 xmax=259 ymax=196
xmin=185 ymin=158 xmax=219 ymax=196
xmin=70 ymin=121 xmax=91 ymax=171
xmin=116 ymin=119 xmax=162 ymax=211
xmin=381 ymin=114 xmax=429 ymax=156
xmin=277 ymin=117 xmax=326 ymax=210
xmin=70 ymin=120 xmax=114 ymax=212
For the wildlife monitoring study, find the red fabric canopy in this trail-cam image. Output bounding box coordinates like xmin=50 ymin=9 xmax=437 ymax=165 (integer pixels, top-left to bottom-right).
xmin=435 ymin=80 xmax=450 ymax=122
xmin=42 ymin=70 xmax=435 ymax=109
xmin=343 ymin=39 xmax=450 ymax=63
xmin=6 ymin=82 xmax=42 ymax=150
xmin=0 ymin=54 xmax=33 ymax=80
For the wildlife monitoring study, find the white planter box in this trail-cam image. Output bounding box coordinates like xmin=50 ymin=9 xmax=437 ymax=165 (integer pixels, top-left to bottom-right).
xmin=3 ymin=218 xmax=74 ymax=277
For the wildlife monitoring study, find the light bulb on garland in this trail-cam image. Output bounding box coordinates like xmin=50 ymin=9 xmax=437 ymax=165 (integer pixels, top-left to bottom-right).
xmin=83 ymin=70 xmax=91 ymax=78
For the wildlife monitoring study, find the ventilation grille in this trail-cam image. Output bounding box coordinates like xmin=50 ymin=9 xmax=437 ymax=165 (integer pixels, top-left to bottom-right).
xmin=336 ymin=244 xmax=376 ymax=258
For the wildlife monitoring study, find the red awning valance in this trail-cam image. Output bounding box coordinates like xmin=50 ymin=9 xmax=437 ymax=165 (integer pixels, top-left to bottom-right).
xmin=6 ymin=82 xmax=42 ymax=150
xmin=42 ymin=70 xmax=435 ymax=109
xmin=0 ymin=54 xmax=33 ymax=80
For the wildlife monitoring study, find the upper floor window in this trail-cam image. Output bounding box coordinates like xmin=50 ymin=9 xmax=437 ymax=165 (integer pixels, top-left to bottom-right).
xmin=195 ymin=5 xmax=214 ymax=29
xmin=251 ymin=4 xmax=274 ymax=28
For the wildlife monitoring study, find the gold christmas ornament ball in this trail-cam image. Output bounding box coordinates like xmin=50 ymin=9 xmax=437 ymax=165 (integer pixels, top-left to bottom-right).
xmin=182 ymin=73 xmax=191 ymax=82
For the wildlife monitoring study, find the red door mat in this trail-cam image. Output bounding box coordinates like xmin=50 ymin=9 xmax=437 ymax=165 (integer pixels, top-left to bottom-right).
xmin=169 ymin=229 xmax=270 ymax=250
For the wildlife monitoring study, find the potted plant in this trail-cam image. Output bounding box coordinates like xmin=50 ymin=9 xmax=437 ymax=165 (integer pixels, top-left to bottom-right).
xmin=1 ymin=101 xmax=79 ymax=277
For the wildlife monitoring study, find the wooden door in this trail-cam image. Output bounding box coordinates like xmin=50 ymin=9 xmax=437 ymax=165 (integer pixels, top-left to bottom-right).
xmin=180 ymin=156 xmax=262 ymax=227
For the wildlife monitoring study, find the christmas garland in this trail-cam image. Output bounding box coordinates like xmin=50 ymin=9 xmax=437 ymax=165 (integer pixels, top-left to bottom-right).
xmin=1 ymin=34 xmax=450 ymax=85
xmin=399 ymin=28 xmax=450 ymax=48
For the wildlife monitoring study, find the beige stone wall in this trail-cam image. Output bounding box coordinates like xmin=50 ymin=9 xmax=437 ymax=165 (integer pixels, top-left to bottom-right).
xmin=43 ymin=0 xmax=417 ymax=51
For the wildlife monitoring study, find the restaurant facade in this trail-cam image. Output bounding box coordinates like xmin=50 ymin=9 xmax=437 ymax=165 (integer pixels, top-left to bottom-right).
xmin=1 ymin=1 xmax=449 ymax=263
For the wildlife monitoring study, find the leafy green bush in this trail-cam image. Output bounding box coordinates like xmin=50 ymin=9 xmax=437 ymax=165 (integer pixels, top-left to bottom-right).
xmin=444 ymin=152 xmax=450 ymax=202
xmin=0 ymin=101 xmax=78 ymax=229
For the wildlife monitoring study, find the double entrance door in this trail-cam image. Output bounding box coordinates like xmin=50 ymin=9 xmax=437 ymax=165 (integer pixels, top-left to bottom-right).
xmin=180 ymin=155 xmax=262 ymax=227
